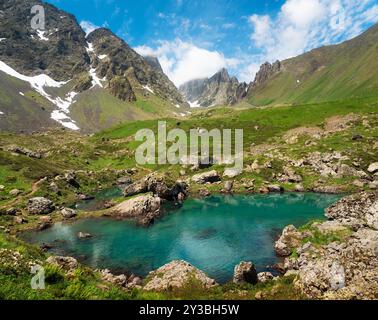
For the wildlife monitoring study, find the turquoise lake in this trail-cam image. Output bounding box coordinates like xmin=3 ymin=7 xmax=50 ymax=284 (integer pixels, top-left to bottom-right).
xmin=23 ymin=193 xmax=341 ymax=283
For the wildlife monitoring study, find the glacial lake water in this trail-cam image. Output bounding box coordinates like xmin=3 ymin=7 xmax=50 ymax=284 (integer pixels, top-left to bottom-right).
xmin=23 ymin=193 xmax=341 ymax=283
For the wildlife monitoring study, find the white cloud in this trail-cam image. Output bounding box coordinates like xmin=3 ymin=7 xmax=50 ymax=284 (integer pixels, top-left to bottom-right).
xmin=135 ymin=40 xmax=240 ymax=87
xmin=244 ymin=0 xmax=378 ymax=82
xmin=80 ymin=20 xmax=100 ymax=36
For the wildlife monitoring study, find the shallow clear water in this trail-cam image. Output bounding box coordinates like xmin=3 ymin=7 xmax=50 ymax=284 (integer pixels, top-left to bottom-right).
xmin=74 ymin=186 xmax=123 ymax=211
xmin=23 ymin=193 xmax=341 ymax=283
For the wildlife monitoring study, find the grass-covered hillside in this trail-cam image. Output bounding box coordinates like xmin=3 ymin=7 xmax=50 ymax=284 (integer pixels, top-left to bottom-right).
xmin=0 ymin=96 xmax=377 ymax=300
xmin=248 ymin=24 xmax=378 ymax=106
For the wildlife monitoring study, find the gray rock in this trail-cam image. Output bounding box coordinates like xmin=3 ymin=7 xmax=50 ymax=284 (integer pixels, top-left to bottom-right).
xmin=257 ymin=272 xmax=274 ymax=283
xmin=27 ymin=197 xmax=55 ymax=215
xmin=144 ymin=260 xmax=217 ymax=291
xmin=223 ymin=168 xmax=242 ymax=178
xmin=46 ymin=256 xmax=78 ymax=272
xmin=9 ymin=189 xmax=21 ymax=197
xmin=112 ymin=194 xmax=161 ymax=226
xmin=367 ymin=162 xmax=378 ymax=173
xmin=267 ymin=185 xmax=284 ymax=193
xmin=61 ymin=207 xmax=77 ymax=219
xmin=199 ymin=189 xmax=211 ymax=197
xmin=274 ymin=225 xmax=303 ymax=257
xmin=192 ymin=170 xmax=220 ymax=184
xmin=224 ymin=181 xmax=234 ymax=193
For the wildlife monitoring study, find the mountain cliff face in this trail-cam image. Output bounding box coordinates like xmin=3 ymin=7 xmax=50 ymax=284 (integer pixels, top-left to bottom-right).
xmin=0 ymin=0 xmax=188 ymax=133
xmin=144 ymin=55 xmax=164 ymax=73
xmin=179 ymin=68 xmax=248 ymax=107
xmin=0 ymin=0 xmax=89 ymax=81
xmin=247 ymin=23 xmax=378 ymax=105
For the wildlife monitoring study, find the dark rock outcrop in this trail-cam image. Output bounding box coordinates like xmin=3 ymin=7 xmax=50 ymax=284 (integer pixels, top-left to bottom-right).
xmin=233 ymin=261 xmax=258 ymax=285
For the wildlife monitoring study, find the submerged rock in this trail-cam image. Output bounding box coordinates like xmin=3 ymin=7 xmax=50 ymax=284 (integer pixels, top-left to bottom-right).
xmin=77 ymin=232 xmax=92 ymax=239
xmin=233 ymin=261 xmax=258 ymax=285
xmin=144 ymin=260 xmax=217 ymax=291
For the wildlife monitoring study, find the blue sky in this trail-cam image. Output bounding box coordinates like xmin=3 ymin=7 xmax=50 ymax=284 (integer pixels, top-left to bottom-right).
xmin=47 ymin=0 xmax=378 ymax=86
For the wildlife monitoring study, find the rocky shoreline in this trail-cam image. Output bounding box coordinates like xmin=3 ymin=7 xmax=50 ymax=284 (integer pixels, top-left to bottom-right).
xmin=1 ymin=167 xmax=377 ymax=299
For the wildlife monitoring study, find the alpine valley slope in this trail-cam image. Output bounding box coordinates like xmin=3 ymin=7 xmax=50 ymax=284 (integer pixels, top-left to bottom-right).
xmin=0 ymin=0 xmax=189 ymax=133
xmin=247 ymin=23 xmax=378 ymax=106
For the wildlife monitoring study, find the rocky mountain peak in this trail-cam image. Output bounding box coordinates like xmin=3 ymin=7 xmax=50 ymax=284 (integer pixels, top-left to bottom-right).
xmin=210 ymin=68 xmax=231 ymax=83
xmin=179 ymin=68 xmax=247 ymax=108
xmin=251 ymin=60 xmax=281 ymax=88
xmin=144 ymin=56 xmax=164 ymax=73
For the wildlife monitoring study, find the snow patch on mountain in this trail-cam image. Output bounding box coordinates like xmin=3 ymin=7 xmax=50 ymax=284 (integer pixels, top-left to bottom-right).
xmin=0 ymin=60 xmax=79 ymax=130
xmin=37 ymin=30 xmax=49 ymax=41
xmin=189 ymin=100 xmax=201 ymax=108
xmin=143 ymin=85 xmax=154 ymax=94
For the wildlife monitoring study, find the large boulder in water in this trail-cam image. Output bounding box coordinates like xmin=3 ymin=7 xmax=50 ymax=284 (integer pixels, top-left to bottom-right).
xmin=27 ymin=197 xmax=55 ymax=215
xmin=112 ymin=194 xmax=161 ymax=226
xmin=123 ymin=174 xmax=188 ymax=201
xmin=144 ymin=260 xmax=217 ymax=291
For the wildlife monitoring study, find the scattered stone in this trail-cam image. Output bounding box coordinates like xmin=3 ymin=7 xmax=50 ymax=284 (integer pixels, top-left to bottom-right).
xmin=13 ymin=216 xmax=25 ymax=224
xmin=259 ymin=186 xmax=269 ymax=194
xmin=77 ymin=194 xmax=95 ymax=201
xmin=27 ymin=197 xmax=55 ymax=215
xmin=352 ymin=134 xmax=363 ymax=141
xmin=267 ymin=185 xmax=284 ymax=193
xmin=8 ymin=146 xmax=42 ymax=159
xmin=99 ymin=269 xmax=128 ymax=287
xmin=325 ymin=191 xmax=378 ymax=230
xmin=9 ymin=189 xmax=21 ymax=197
xmin=61 ymin=207 xmax=77 ymax=219
xmin=283 ymin=192 xmax=378 ymax=299
xmin=46 ymin=256 xmax=78 ymax=272
xmin=0 ymin=185 xmax=4 ymax=191
xmin=313 ymin=185 xmax=344 ymax=194
xmin=65 ymin=171 xmax=80 ymax=188
xmin=274 ymin=225 xmax=303 ymax=257
xmin=179 ymin=169 xmax=186 ymax=177
xmin=257 ymin=272 xmax=274 ymax=283
xmin=223 ymin=168 xmax=242 ymax=179
xmin=233 ymin=261 xmax=258 ymax=285
xmin=49 ymin=182 xmax=61 ymax=195
xmin=6 ymin=208 xmax=18 ymax=216
xmin=192 ymin=170 xmax=220 ymax=184
xmin=367 ymin=162 xmax=378 ymax=174
xmin=353 ymin=180 xmax=366 ymax=188
xmin=295 ymin=184 xmax=305 ymax=192
xmin=224 ymin=181 xmax=234 ymax=193
xmin=199 ymin=189 xmax=211 ymax=197
xmin=116 ymin=176 xmax=133 ymax=185
xmin=144 ymin=260 xmax=217 ymax=291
